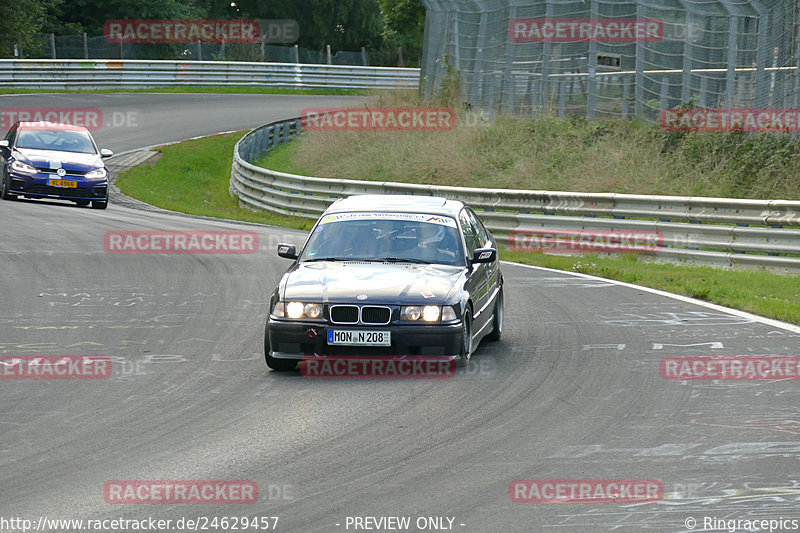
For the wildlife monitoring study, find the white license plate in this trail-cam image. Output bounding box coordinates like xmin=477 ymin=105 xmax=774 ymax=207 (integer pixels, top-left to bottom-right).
xmin=327 ymin=329 xmax=391 ymax=346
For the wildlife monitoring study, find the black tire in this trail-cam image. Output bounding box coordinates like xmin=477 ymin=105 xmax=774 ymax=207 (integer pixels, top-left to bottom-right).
xmin=456 ymin=308 xmax=473 ymax=367
xmin=486 ymin=288 xmax=504 ymax=342
xmin=264 ymin=322 xmax=298 ymax=371
xmin=75 ymin=200 xmax=90 ymax=207
xmin=1 ymin=173 xmax=16 ymax=200
xmin=91 ymin=199 xmax=108 ymax=209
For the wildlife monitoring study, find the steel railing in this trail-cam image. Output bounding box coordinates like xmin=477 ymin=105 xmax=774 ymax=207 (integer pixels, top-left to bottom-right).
xmin=0 ymin=59 xmax=421 ymax=90
xmin=230 ymin=117 xmax=800 ymax=272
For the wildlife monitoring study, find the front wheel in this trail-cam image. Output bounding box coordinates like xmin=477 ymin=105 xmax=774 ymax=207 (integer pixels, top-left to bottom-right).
xmin=456 ymin=309 xmax=473 ymax=367
xmin=91 ymin=199 xmax=108 ymax=209
xmin=486 ymin=289 xmax=504 ymax=342
xmin=0 ymin=172 xmax=16 ymax=200
xmin=264 ymin=322 xmax=298 ymax=371
xmin=75 ymin=200 xmax=90 ymax=207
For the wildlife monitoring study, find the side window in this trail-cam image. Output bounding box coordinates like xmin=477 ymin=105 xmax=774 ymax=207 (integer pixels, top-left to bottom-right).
xmin=459 ymin=209 xmax=480 ymax=253
xmin=466 ymin=208 xmax=491 ymax=247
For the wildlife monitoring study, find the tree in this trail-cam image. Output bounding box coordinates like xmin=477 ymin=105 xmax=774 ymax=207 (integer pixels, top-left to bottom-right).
xmin=231 ymin=0 xmax=386 ymax=51
xmin=378 ymin=0 xmax=425 ymax=66
xmin=0 ymin=0 xmax=58 ymax=58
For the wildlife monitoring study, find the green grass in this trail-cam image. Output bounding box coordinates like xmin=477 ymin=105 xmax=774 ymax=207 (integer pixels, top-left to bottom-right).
xmin=255 ymin=99 xmax=800 ymax=201
xmin=501 ymin=250 xmax=800 ymax=326
xmin=115 ymin=131 xmax=313 ymax=230
xmin=0 ymin=86 xmax=363 ymax=95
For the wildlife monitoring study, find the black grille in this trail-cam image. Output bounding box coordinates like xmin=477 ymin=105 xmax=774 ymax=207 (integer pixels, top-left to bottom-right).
xmin=36 ymin=168 xmax=88 ymax=176
xmin=25 ymin=185 xmax=93 ymax=198
xmin=361 ymin=306 xmax=391 ymax=325
xmin=330 ymin=305 xmax=358 ymax=324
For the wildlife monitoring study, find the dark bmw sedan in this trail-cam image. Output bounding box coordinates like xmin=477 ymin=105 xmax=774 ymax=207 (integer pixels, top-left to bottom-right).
xmin=265 ymin=194 xmax=504 ymax=371
xmin=0 ymin=121 xmax=113 ymax=209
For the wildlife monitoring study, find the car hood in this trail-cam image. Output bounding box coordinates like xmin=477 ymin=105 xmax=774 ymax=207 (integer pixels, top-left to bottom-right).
xmin=282 ymin=262 xmax=464 ymax=305
xmin=15 ymin=148 xmax=104 ymax=172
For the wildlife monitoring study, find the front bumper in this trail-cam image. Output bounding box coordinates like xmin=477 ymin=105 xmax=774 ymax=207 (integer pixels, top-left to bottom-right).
xmin=268 ymin=319 xmax=463 ymax=360
xmin=8 ymin=171 xmax=108 ymax=201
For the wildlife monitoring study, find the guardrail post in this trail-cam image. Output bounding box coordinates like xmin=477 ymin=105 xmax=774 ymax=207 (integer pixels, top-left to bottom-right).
xmin=50 ymin=34 xmax=56 ymax=59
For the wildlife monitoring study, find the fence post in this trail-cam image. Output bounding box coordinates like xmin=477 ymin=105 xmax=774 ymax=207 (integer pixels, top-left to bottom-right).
xmin=700 ymin=76 xmax=709 ymax=107
xmin=361 ymin=46 xmax=368 ymax=66
xmin=726 ymin=15 xmax=738 ymax=108
xmin=660 ymin=76 xmax=669 ymax=110
xmin=196 ymin=41 xmax=202 ymax=61
xmin=326 ymin=44 xmax=332 ymax=64
xmin=294 ymin=44 xmax=300 ymax=63
xmin=397 ymin=46 xmax=403 ymax=67
xmin=83 ymin=32 xmax=88 ymax=59
xmin=50 ymin=33 xmax=56 ymax=59
xmin=634 ymin=1 xmax=644 ymax=118
xmin=622 ymin=78 xmax=631 ymax=118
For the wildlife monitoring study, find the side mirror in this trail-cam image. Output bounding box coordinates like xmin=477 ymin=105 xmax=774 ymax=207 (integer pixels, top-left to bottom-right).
xmin=0 ymin=140 xmax=9 ymax=149
xmin=277 ymin=243 xmax=298 ymax=260
xmin=100 ymin=148 xmax=114 ymax=158
xmin=471 ymin=247 xmax=497 ymax=264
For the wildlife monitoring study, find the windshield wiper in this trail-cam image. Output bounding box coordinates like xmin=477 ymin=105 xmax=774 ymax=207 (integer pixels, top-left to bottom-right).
xmin=302 ymin=257 xmax=352 ymax=262
xmin=371 ymin=257 xmax=433 ymax=264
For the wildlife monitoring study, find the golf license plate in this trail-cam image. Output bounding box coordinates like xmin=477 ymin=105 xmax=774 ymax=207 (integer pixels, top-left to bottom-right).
xmin=327 ymin=329 xmax=391 ymax=346
xmin=49 ymin=179 xmax=77 ymax=188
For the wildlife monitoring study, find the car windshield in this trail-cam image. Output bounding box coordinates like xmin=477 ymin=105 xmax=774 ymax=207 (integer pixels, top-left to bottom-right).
xmin=300 ymin=213 xmax=464 ymax=266
xmin=15 ymin=129 xmax=97 ymax=154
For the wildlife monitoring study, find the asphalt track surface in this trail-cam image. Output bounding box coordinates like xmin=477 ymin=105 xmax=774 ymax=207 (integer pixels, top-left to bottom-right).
xmin=2 ymin=93 xmax=800 ymax=533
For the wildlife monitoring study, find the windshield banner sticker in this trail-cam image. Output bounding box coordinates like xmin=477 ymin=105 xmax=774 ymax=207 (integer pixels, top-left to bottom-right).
xmin=319 ymin=212 xmax=457 ymax=227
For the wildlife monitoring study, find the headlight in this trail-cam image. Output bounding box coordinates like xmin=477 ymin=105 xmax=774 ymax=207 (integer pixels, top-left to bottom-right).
xmin=11 ymin=160 xmax=37 ymax=174
xmin=401 ymin=305 xmax=457 ymax=322
xmin=85 ymin=167 xmax=107 ymax=179
xmin=422 ymin=306 xmax=440 ymax=321
xmin=276 ymin=301 xmax=322 ymax=319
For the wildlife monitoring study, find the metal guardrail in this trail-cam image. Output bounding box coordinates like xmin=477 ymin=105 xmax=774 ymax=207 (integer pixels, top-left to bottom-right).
xmin=230 ymin=117 xmax=800 ymax=272
xmin=0 ymin=59 xmax=421 ymax=90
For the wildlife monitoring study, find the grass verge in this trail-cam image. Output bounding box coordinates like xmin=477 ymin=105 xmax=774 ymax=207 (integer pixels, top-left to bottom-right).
xmin=256 ymin=91 xmax=800 ymax=200
xmin=115 ymin=131 xmax=313 ymax=231
xmin=502 ymin=250 xmax=800 ymax=326
xmin=117 ymin=124 xmax=800 ymax=328
xmin=0 ymin=86 xmax=363 ymax=96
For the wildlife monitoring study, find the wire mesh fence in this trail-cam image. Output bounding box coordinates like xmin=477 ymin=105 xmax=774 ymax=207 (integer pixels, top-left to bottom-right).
xmin=14 ymin=33 xmax=408 ymax=67
xmin=421 ymin=0 xmax=800 ymax=122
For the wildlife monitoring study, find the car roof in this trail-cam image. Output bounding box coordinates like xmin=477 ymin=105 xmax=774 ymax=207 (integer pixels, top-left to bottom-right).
xmin=325 ymin=195 xmax=465 ymax=217
xmin=15 ymin=121 xmax=90 ymax=133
